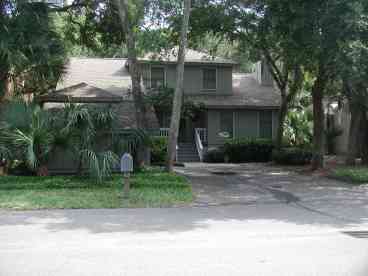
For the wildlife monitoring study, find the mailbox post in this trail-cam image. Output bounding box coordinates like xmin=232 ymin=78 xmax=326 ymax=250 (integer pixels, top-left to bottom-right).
xmin=121 ymin=153 xmax=133 ymax=198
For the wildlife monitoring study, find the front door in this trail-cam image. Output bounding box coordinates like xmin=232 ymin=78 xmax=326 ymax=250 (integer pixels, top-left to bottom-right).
xmin=179 ymin=118 xmax=194 ymax=143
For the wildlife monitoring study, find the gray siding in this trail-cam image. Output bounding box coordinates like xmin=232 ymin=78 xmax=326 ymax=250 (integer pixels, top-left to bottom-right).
xmin=272 ymin=110 xmax=279 ymax=139
xmin=207 ymin=110 xmax=222 ymax=145
xmin=141 ymin=64 xmax=233 ymax=95
xmin=235 ymin=110 xmax=259 ymax=138
xmin=207 ymin=109 xmax=279 ymax=147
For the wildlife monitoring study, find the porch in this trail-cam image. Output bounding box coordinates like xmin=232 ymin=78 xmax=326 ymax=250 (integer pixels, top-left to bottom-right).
xmin=158 ymin=127 xmax=207 ymax=162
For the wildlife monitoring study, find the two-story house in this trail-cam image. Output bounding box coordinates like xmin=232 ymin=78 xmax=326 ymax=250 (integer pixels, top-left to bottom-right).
xmin=39 ymin=49 xmax=280 ymax=163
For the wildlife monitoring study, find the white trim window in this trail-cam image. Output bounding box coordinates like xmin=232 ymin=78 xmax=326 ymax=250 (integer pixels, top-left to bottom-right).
xmin=259 ymin=110 xmax=273 ymax=139
xmin=150 ymin=66 xmax=165 ymax=89
xmin=202 ymin=68 xmax=217 ymax=90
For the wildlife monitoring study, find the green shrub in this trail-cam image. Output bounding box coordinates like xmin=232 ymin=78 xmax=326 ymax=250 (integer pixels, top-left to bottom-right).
xmin=203 ymin=147 xmax=225 ymax=163
xmin=224 ymin=138 xmax=274 ymax=163
xmin=150 ymin=137 xmax=168 ymax=164
xmin=272 ymin=147 xmax=312 ymax=165
xmin=331 ymin=167 xmax=368 ymax=183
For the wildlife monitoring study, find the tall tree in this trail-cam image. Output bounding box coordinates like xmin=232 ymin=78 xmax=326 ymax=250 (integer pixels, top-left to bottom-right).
xmin=183 ymin=0 xmax=305 ymax=149
xmin=166 ymin=0 xmax=191 ymax=172
xmin=0 ymin=1 xmax=66 ymax=101
xmin=115 ymin=0 xmax=149 ymax=129
xmin=339 ymin=4 xmax=368 ymax=165
xmin=298 ymin=0 xmax=358 ymax=169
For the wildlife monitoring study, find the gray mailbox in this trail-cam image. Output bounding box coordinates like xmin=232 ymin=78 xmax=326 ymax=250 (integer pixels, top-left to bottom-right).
xmin=121 ymin=153 xmax=133 ymax=198
xmin=121 ymin=153 xmax=133 ymax=174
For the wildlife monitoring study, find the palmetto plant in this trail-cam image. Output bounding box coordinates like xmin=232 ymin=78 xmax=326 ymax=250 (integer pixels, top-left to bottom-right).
xmin=1 ymin=101 xmax=149 ymax=181
xmin=1 ymin=101 xmax=53 ymax=175
xmin=0 ymin=122 xmax=10 ymax=166
xmin=60 ymin=103 xmax=119 ymax=181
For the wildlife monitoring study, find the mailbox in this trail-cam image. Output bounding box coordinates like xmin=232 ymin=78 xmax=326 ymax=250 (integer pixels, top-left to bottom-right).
xmin=121 ymin=153 xmax=133 ymax=174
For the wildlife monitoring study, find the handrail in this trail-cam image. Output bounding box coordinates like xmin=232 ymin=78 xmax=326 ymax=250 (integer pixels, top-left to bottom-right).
xmin=194 ymin=128 xmax=204 ymax=161
xmin=196 ymin=128 xmax=207 ymax=143
xmin=159 ymin=128 xmax=170 ymax=137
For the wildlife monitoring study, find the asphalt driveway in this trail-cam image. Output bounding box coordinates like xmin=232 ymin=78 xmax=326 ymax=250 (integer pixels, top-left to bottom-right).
xmin=176 ymin=162 xmax=368 ymax=223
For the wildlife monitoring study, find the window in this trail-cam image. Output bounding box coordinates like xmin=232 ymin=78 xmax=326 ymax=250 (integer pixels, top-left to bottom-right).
xmin=259 ymin=111 xmax=273 ymax=139
xmin=220 ymin=111 xmax=233 ymax=138
xmin=202 ymin=68 xmax=217 ymax=90
xmin=151 ymin=67 xmax=165 ymax=89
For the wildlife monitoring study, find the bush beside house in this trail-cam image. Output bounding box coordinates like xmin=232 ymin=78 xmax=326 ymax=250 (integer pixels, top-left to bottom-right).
xmin=150 ymin=137 xmax=168 ymax=165
xmin=203 ymin=147 xmax=226 ymax=163
xmin=224 ymin=138 xmax=274 ymax=163
xmin=204 ymin=139 xmax=274 ymax=163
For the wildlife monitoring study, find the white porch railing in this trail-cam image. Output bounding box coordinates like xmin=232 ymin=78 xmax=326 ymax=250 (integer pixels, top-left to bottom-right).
xmin=194 ymin=128 xmax=206 ymax=162
xmin=195 ymin=128 xmax=207 ymax=144
xmin=156 ymin=128 xmax=178 ymax=161
xmin=159 ymin=128 xmax=170 ymax=137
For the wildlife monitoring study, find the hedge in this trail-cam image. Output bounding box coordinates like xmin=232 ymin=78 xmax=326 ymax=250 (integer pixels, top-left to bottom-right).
xmin=224 ymin=138 xmax=274 ymax=163
xmin=203 ymin=147 xmax=225 ymax=163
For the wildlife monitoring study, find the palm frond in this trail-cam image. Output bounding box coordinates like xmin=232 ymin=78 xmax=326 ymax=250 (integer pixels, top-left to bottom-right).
xmin=112 ymin=128 xmax=150 ymax=154
xmin=80 ymin=149 xmax=119 ymax=183
xmin=99 ymin=151 xmax=119 ymax=179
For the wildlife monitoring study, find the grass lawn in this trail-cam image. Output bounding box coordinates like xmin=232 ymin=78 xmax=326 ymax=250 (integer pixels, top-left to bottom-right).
xmin=0 ymin=169 xmax=193 ymax=210
xmin=331 ymin=166 xmax=368 ymax=184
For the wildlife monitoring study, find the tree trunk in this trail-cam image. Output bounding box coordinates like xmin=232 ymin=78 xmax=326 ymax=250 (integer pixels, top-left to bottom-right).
xmin=311 ymin=72 xmax=327 ymax=170
xmin=166 ymin=0 xmax=191 ymax=172
xmin=0 ymin=72 xmax=10 ymax=102
xmin=116 ymin=0 xmax=150 ymax=166
xmin=275 ymin=66 xmax=303 ymax=150
xmin=275 ymin=94 xmax=287 ymax=149
xmin=361 ymin=115 xmax=368 ymax=165
xmin=115 ymin=0 xmax=148 ymax=130
xmin=345 ymin=105 xmax=364 ymax=166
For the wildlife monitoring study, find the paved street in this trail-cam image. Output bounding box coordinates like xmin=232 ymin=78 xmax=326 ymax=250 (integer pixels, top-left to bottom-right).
xmin=1 ymin=163 xmax=368 ymax=276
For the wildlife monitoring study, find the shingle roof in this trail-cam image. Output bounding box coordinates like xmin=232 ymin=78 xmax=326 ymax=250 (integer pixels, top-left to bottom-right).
xmin=187 ymin=73 xmax=281 ymax=109
xmin=38 ymin=82 xmax=124 ymax=103
xmin=43 ymin=57 xmax=279 ymax=109
xmin=140 ymin=48 xmax=237 ymax=65
xmin=56 ymin=58 xmax=132 ymax=99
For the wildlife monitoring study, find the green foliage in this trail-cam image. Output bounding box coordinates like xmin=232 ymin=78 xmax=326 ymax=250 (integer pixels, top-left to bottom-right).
xmin=203 ymin=147 xmax=225 ymax=163
xmin=0 ymin=122 xmax=10 ymax=163
xmin=224 ymin=138 xmax=274 ymax=163
xmin=190 ymin=31 xmax=254 ymax=73
xmin=0 ymin=100 xmax=148 ymax=181
xmin=144 ymin=87 xmax=205 ymax=120
xmin=272 ymin=148 xmax=313 ymax=166
xmin=332 ymin=167 xmax=368 ymax=184
xmin=150 ymin=137 xmax=168 ymax=164
xmin=1 ymin=101 xmax=53 ymax=170
xmin=60 ymin=0 xmax=177 ymax=58
xmin=284 ymin=89 xmax=313 ymax=147
xmin=284 ymin=109 xmax=313 ymax=148
xmin=0 ymin=1 xmax=67 ymax=96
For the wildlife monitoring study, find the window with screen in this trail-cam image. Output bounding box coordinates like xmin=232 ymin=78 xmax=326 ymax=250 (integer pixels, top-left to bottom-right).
xmin=220 ymin=111 xmax=233 ymax=138
xmin=202 ymin=68 xmax=217 ymax=90
xmin=259 ymin=111 xmax=273 ymax=139
xmin=151 ymin=67 xmax=165 ymax=89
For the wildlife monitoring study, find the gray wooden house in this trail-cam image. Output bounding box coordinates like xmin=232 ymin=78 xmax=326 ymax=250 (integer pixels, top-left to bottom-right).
xmin=39 ymin=49 xmax=280 ymax=162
